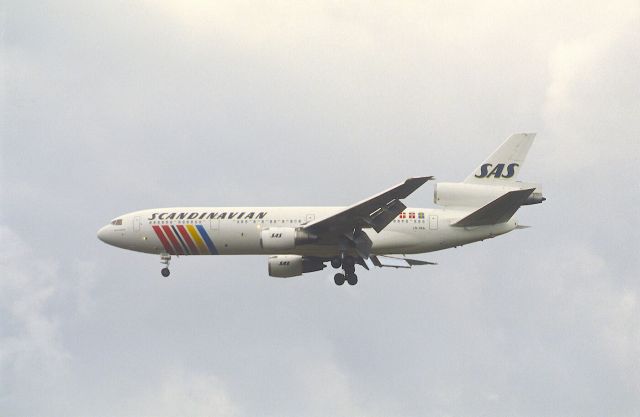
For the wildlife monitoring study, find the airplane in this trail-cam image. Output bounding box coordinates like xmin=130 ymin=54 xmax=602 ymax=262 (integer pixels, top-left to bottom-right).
xmin=97 ymin=133 xmax=545 ymax=285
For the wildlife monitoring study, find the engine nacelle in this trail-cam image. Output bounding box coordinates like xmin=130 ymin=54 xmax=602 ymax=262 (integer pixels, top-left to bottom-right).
xmin=434 ymin=182 xmax=544 ymax=207
xmin=260 ymin=227 xmax=318 ymax=251
xmin=267 ymin=255 xmax=325 ymax=278
xmin=268 ymin=255 xmax=303 ymax=278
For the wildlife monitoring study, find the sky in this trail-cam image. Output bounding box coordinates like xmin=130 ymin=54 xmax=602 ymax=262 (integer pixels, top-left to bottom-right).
xmin=1 ymin=1 xmax=640 ymax=416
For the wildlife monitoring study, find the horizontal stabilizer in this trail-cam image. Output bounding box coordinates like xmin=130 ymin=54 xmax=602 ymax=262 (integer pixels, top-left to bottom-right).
xmin=370 ymin=255 xmax=437 ymax=269
xmin=452 ymin=188 xmax=535 ymax=227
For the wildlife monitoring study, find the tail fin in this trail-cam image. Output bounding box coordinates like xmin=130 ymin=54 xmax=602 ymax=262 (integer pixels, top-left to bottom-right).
xmin=464 ymin=133 xmax=535 ymax=184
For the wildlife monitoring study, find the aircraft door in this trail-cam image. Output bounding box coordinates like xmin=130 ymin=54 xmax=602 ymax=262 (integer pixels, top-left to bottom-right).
xmin=429 ymin=215 xmax=438 ymax=230
xmin=209 ymin=219 xmax=219 ymax=231
xmin=133 ymin=216 xmax=141 ymax=232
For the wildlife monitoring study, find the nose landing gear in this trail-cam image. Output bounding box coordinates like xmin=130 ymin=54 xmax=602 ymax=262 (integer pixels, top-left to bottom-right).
xmin=160 ymin=254 xmax=171 ymax=277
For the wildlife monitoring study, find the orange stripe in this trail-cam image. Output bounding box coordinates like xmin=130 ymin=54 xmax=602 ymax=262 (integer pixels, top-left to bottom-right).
xmin=186 ymin=224 xmax=209 ymax=254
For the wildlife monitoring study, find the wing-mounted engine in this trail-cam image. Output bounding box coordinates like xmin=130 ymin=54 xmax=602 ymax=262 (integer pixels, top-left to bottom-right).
xmin=260 ymin=227 xmax=318 ymax=251
xmin=434 ymin=182 xmax=544 ymax=207
xmin=268 ymin=255 xmax=326 ymax=278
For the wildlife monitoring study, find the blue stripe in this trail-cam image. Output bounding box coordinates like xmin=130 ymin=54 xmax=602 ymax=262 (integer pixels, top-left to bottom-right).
xmin=172 ymin=225 xmax=190 ymax=255
xmin=196 ymin=224 xmax=218 ymax=255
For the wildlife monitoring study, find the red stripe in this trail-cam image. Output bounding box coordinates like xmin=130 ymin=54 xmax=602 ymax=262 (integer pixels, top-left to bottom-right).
xmin=176 ymin=225 xmax=199 ymax=254
xmin=152 ymin=225 xmax=175 ymax=254
xmin=162 ymin=225 xmax=185 ymax=255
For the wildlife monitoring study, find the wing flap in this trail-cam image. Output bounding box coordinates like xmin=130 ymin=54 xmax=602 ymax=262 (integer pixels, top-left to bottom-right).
xmin=452 ymin=188 xmax=535 ymax=227
xmin=304 ymin=176 xmax=433 ymax=236
xmin=367 ymin=198 xmax=406 ymax=232
xmin=370 ymin=255 xmax=437 ymax=269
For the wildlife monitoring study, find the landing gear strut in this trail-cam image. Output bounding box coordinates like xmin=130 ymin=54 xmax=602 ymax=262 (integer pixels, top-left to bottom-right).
xmin=160 ymin=254 xmax=171 ymax=277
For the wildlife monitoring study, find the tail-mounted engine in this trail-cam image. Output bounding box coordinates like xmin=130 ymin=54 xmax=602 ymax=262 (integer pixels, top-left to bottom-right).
xmin=260 ymin=227 xmax=318 ymax=251
xmin=268 ymin=255 xmax=326 ymax=278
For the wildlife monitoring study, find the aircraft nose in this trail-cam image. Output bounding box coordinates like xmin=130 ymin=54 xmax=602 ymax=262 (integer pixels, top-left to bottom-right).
xmin=97 ymin=225 xmax=110 ymax=243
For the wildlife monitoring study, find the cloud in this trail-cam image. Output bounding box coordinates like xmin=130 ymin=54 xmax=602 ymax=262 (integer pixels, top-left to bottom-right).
xmin=0 ymin=225 xmax=100 ymax=415
xmin=0 ymin=226 xmax=70 ymax=411
xmin=132 ymin=367 xmax=240 ymax=417
xmin=542 ymin=12 xmax=640 ymax=173
xmin=531 ymin=240 xmax=640 ymax=367
xmin=293 ymin=352 xmax=381 ymax=417
xmin=2 ymin=0 xmax=640 ymax=416
xmin=501 ymin=239 xmax=640 ymax=415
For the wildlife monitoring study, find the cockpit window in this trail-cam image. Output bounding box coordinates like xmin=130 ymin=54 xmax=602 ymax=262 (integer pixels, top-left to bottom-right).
xmin=111 ymin=219 xmax=123 ymax=226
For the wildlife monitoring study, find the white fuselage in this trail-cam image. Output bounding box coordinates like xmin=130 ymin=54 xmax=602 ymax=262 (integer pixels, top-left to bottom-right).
xmin=97 ymin=206 xmax=517 ymax=257
xmin=97 ymin=134 xmax=542 ymax=283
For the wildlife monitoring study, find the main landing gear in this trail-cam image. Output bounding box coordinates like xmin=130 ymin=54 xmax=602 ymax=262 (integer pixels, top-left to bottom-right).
xmin=333 ymin=273 xmax=358 ymax=286
xmin=332 ymin=255 xmax=358 ymax=286
xmin=160 ymin=254 xmax=171 ymax=277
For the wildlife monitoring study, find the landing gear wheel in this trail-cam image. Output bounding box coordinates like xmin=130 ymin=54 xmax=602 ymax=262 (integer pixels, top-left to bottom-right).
xmin=160 ymin=253 xmax=171 ymax=277
xmin=334 ymin=273 xmax=345 ymax=286
xmin=331 ymin=258 xmax=342 ymax=269
xmin=347 ymin=273 xmax=358 ymax=286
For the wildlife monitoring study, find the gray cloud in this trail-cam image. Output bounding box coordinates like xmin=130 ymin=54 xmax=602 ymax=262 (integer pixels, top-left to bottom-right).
xmin=2 ymin=1 xmax=639 ymax=416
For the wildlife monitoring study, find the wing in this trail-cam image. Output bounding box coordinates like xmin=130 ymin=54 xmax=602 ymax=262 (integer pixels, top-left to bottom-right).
xmin=304 ymin=176 xmax=433 ymax=236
